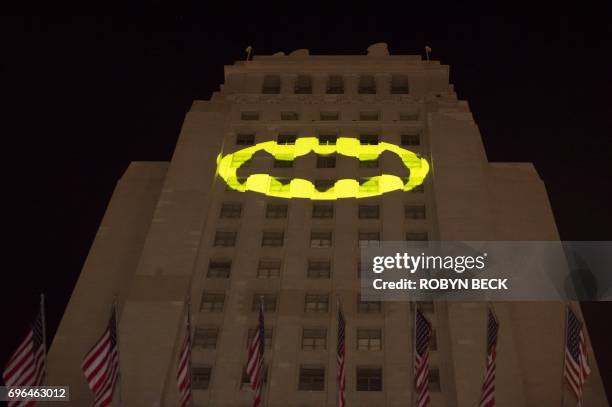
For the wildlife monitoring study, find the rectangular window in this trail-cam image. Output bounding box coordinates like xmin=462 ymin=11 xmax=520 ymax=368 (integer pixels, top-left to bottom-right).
xmin=295 ymin=75 xmax=312 ymax=94
xmin=359 ymin=134 xmax=379 ymax=145
xmin=429 ymin=368 xmax=441 ymax=392
xmin=241 ymin=111 xmax=260 ymax=120
xmin=302 ymin=328 xmax=327 ymax=350
xmin=401 ymin=134 xmax=421 ymax=146
xmin=358 ymin=205 xmax=380 ymax=219
xmin=314 ymin=179 xmax=335 ymax=191
xmin=247 ymin=328 xmax=273 ymax=350
xmin=312 ymin=203 xmax=334 ymax=219
xmin=235 ymin=134 xmax=255 ymax=145
xmin=193 ymin=327 xmax=219 ymax=349
xmin=281 ymin=111 xmax=299 ymax=120
xmin=317 ymin=155 xmax=336 ymax=168
xmin=406 ymin=232 xmax=429 ymax=242
xmin=358 ymin=231 xmax=380 ymax=248
xmin=307 ymin=260 xmax=331 ymax=279
xmin=241 ymin=365 xmax=269 ymax=388
xmin=359 ymin=75 xmax=376 ymax=94
xmin=207 ymin=259 xmax=231 ymax=278
xmin=257 ymin=259 xmax=281 ymax=279
xmin=220 ymin=202 xmax=242 ymax=219
xmin=273 ymin=159 xmax=293 ymax=168
xmin=200 ymin=292 xmax=225 ymax=312
xmin=298 ymin=366 xmax=325 ymax=391
xmin=357 ymin=295 xmax=382 ymax=313
xmin=400 ymin=112 xmax=419 ymax=121
xmin=327 ymin=75 xmax=344 ymax=94
xmin=253 ymin=294 xmax=277 ymax=312
xmin=357 ymin=329 xmax=382 ymax=351
xmin=213 ymin=231 xmax=237 ymax=247
xmin=405 ymin=205 xmax=426 ymax=219
xmin=310 ymin=231 xmax=332 ymax=248
xmin=356 ymin=367 xmax=382 ymax=391
xmin=359 ymin=111 xmax=379 ymax=121
xmin=359 ymin=159 xmax=379 ymax=168
xmin=266 ymin=203 xmax=288 ymax=219
xmin=304 ymin=294 xmax=329 ymax=313
xmin=391 ymin=75 xmax=409 ymax=94
xmin=262 ymin=75 xmax=281 ymax=94
xmin=277 ymin=134 xmax=297 ymax=145
xmin=192 ymin=366 xmax=212 ymax=390
xmin=318 ymin=134 xmax=337 ymax=145
xmin=262 ymin=231 xmax=284 ymax=247
xmin=320 ymin=111 xmax=340 ymax=121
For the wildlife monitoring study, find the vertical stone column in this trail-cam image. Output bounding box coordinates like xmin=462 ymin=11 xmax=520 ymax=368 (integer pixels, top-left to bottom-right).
xmin=312 ymin=74 xmax=328 ymax=94
xmin=375 ymin=73 xmax=391 ymax=96
xmin=344 ymin=74 xmax=359 ymax=96
xmin=280 ymin=74 xmax=296 ymax=95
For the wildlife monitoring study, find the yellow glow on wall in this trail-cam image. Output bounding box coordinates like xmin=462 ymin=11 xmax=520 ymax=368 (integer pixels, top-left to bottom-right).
xmin=216 ymin=137 xmax=429 ymax=200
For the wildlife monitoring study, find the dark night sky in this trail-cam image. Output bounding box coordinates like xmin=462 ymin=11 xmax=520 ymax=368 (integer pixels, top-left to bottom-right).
xmin=1 ymin=15 xmax=611 ymax=398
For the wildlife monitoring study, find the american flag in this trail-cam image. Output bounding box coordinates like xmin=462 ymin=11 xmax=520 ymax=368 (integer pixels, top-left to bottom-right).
xmin=2 ymin=311 xmax=47 ymax=407
xmin=82 ymin=305 xmax=120 ymax=407
xmin=337 ymin=303 xmax=346 ymax=407
xmin=247 ymin=300 xmax=265 ymax=407
xmin=176 ymin=303 xmax=192 ymax=407
xmin=565 ymin=306 xmax=591 ymax=406
xmin=414 ymin=307 xmax=432 ymax=407
xmin=479 ymin=308 xmax=499 ymax=407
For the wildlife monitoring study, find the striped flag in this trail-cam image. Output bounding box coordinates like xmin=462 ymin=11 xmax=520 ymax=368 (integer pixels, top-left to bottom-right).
xmin=82 ymin=305 xmax=120 ymax=407
xmin=247 ymin=300 xmax=265 ymax=407
xmin=176 ymin=302 xmax=192 ymax=407
xmin=479 ymin=308 xmax=499 ymax=407
xmin=565 ymin=306 xmax=591 ymax=406
xmin=414 ymin=307 xmax=432 ymax=407
xmin=2 ymin=310 xmax=47 ymax=407
xmin=337 ymin=302 xmax=346 ymax=407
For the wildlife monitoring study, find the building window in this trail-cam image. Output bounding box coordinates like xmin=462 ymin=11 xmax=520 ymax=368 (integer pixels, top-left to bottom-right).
xmin=273 ymin=158 xmax=293 ymax=168
xmin=428 ymin=368 xmax=441 ymax=392
xmin=200 ymin=292 xmax=225 ymax=312
xmin=357 ymin=295 xmax=382 ymax=313
xmin=317 ymin=155 xmax=336 ymax=168
xmin=310 ymin=231 xmax=332 ymax=248
xmin=213 ymin=231 xmax=237 ymax=247
xmin=193 ymin=327 xmax=219 ymax=349
xmin=262 ymin=231 xmax=284 ymax=247
xmin=359 ymin=158 xmax=379 ymax=168
xmin=207 ymin=259 xmax=231 ymax=278
xmin=235 ymin=134 xmax=255 ymax=146
xmin=266 ymin=203 xmax=288 ymax=219
xmin=220 ymin=202 xmax=242 ymax=219
xmin=400 ymin=112 xmax=419 ymax=121
xmin=192 ymin=366 xmax=212 ymax=390
xmin=312 ymin=203 xmax=334 ymax=219
xmin=358 ymin=75 xmax=376 ymax=94
xmin=356 ymin=367 xmax=382 ymax=391
xmin=401 ymin=134 xmax=421 ymax=146
xmin=247 ymin=328 xmax=273 ymax=349
xmin=262 ymin=75 xmax=281 ymax=94
xmin=298 ymin=366 xmax=325 ymax=391
xmin=225 ymin=176 xmax=247 ymax=191
xmin=320 ymin=111 xmax=339 ymax=121
xmin=304 ymin=294 xmax=329 ymax=313
xmin=358 ymin=205 xmax=380 ymax=219
xmin=357 ymin=329 xmax=382 ymax=351
xmin=307 ymin=260 xmax=331 ymax=279
xmin=241 ymin=365 xmax=269 ymax=388
xmin=241 ymin=111 xmax=259 ymax=121
xmin=405 ymin=205 xmax=426 ymax=219
xmin=281 ymin=111 xmax=299 ymax=121
xmin=359 ymin=134 xmax=379 ymax=145
xmin=252 ymin=294 xmax=278 ymax=312
xmin=406 ymin=232 xmax=429 ymax=242
xmin=277 ymin=134 xmax=297 ymax=145
xmin=391 ymin=75 xmax=409 ymax=94
xmin=302 ymin=328 xmax=327 ymax=350
xmin=359 ymin=111 xmax=379 ymax=121
xmin=257 ymin=259 xmax=281 ymax=279
xmin=358 ymin=231 xmax=380 ymax=247
xmin=359 ymin=177 xmax=379 ymax=194
xmin=318 ymin=134 xmax=337 ymax=145
xmin=327 ymin=75 xmax=344 ymax=94
xmin=295 ymin=75 xmax=312 ymax=94
xmin=314 ymin=179 xmax=335 ymax=192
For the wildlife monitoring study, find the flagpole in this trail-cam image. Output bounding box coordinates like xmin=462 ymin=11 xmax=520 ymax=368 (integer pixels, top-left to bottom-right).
xmin=113 ymin=298 xmax=123 ymax=407
xmin=187 ymin=295 xmax=193 ymax=407
xmin=560 ymin=304 xmax=569 ymax=407
xmin=411 ymin=301 xmax=417 ymax=407
xmin=40 ymin=293 xmax=48 ymax=385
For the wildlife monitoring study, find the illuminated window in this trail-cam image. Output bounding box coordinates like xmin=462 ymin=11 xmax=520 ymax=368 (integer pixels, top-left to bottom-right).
xmin=358 ymin=205 xmax=380 ymax=219
xmin=262 ymin=75 xmax=280 ymax=94
xmin=327 ymin=75 xmax=344 ymax=94
xmin=213 ymin=231 xmax=237 ymax=247
xmin=281 ymin=111 xmax=299 ymax=120
xmin=295 ymin=75 xmax=312 ymax=94
xmin=405 ymin=205 xmax=426 ymax=219
xmin=312 ymin=203 xmax=334 ymax=219
xmin=193 ymin=327 xmax=218 ymax=349
xmin=358 ymin=75 xmax=376 ymax=94
xmin=359 ymin=134 xmax=379 ymax=145
xmin=391 ymin=75 xmax=409 ymax=94
xmin=304 ymin=294 xmax=329 ymax=313
xmin=252 ymin=294 xmax=277 ymax=312
xmin=241 ymin=111 xmax=259 ymax=120
xmin=247 ymin=328 xmax=273 ymax=349
xmin=357 ymin=329 xmax=382 ymax=351
xmin=207 ymin=259 xmax=231 ymax=278
xmin=307 ymin=260 xmax=331 ymax=278
xmin=298 ymin=366 xmax=325 ymax=391
xmin=317 ymin=156 xmax=336 ymax=168
xmin=302 ymin=328 xmax=327 ymax=350
xmin=220 ymin=202 xmax=242 ymax=218
xmin=318 ymin=134 xmax=337 ymax=145
xmin=192 ymin=366 xmax=212 ymax=390
xmin=356 ymin=367 xmax=382 ymax=391
xmin=358 ymin=231 xmax=380 ymax=247
xmin=320 ymin=111 xmax=339 ymax=121
xmin=357 ymin=295 xmax=381 ymax=313
xmin=277 ymin=134 xmax=297 ymax=145
xmin=257 ymin=259 xmax=281 ymax=279
xmin=200 ymin=292 xmax=225 ymax=312
xmin=401 ymin=134 xmax=421 ymax=146
xmin=359 ymin=111 xmax=379 ymax=121
xmin=262 ymin=231 xmax=284 ymax=247
xmin=310 ymin=231 xmax=332 ymax=248
xmin=266 ymin=203 xmax=288 ymax=219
